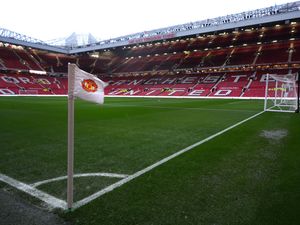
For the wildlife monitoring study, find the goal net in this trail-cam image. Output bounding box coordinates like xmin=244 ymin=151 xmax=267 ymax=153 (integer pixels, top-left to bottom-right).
xmin=264 ymin=73 xmax=299 ymax=113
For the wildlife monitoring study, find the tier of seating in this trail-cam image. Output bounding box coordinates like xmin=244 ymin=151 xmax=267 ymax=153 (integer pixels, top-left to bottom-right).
xmin=0 ymin=73 xmax=67 ymax=95
xmin=103 ymin=71 xmax=295 ymax=98
xmin=0 ymin=22 xmax=299 ymax=97
xmin=0 ymin=70 xmax=297 ymax=98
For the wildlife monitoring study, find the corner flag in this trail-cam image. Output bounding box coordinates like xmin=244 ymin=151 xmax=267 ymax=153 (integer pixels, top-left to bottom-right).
xmin=67 ymin=64 xmax=107 ymax=209
xmin=72 ymin=64 xmax=107 ymax=104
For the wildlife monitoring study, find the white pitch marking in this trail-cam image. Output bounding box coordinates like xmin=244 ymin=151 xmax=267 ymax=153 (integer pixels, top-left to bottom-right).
xmin=0 ymin=173 xmax=67 ymax=210
xmin=31 ymin=172 xmax=128 ymax=187
xmin=73 ymin=110 xmax=265 ymax=209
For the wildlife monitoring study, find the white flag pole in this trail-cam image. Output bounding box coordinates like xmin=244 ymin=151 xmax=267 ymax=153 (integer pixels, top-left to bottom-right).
xmin=67 ymin=63 xmax=75 ymax=209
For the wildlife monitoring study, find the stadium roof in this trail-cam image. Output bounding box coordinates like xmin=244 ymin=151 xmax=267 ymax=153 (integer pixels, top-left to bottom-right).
xmin=0 ymin=1 xmax=300 ymax=54
xmin=46 ymin=33 xmax=99 ymax=48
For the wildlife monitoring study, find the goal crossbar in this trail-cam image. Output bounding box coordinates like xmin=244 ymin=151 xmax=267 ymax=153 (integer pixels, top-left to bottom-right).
xmin=264 ymin=73 xmax=299 ymax=113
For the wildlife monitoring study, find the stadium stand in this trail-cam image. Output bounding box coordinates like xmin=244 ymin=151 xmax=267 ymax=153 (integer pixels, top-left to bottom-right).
xmin=0 ymin=72 xmax=67 ymax=95
xmin=0 ymin=2 xmax=299 ymax=97
xmin=0 ymin=45 xmax=30 ymax=70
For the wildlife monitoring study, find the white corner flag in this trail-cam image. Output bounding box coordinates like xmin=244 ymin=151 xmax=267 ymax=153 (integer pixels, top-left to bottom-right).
xmin=67 ymin=64 xmax=107 ymax=209
xmin=72 ymin=64 xmax=107 ymax=104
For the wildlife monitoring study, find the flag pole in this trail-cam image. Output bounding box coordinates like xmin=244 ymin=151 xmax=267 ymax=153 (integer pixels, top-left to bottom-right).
xmin=67 ymin=64 xmax=75 ymax=209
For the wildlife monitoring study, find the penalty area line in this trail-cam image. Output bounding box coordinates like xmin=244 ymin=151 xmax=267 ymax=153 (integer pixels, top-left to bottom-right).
xmin=73 ymin=110 xmax=265 ymax=209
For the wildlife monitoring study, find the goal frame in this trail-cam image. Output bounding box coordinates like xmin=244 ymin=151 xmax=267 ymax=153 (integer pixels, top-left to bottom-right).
xmin=264 ymin=72 xmax=299 ymax=113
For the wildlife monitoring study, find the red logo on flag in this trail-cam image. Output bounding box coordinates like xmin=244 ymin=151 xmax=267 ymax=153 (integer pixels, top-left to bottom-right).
xmin=81 ymin=79 xmax=98 ymax=92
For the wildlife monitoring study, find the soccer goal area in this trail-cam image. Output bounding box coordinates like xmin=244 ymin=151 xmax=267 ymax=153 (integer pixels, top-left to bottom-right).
xmin=264 ymin=73 xmax=300 ymax=113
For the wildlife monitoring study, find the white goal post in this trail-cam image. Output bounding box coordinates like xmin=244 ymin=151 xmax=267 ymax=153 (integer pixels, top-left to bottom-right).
xmin=264 ymin=73 xmax=299 ymax=113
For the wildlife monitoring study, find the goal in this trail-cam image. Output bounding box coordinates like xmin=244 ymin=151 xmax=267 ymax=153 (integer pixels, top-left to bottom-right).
xmin=264 ymin=73 xmax=299 ymax=113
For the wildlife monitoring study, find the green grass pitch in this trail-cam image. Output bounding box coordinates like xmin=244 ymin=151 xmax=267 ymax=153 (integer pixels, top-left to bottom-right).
xmin=0 ymin=97 xmax=299 ymax=225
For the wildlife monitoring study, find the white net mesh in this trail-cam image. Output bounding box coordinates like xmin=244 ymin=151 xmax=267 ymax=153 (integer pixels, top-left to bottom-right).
xmin=264 ymin=73 xmax=299 ymax=113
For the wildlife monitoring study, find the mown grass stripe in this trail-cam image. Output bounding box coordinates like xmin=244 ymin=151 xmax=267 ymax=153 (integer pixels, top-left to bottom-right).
xmin=73 ymin=110 xmax=264 ymax=209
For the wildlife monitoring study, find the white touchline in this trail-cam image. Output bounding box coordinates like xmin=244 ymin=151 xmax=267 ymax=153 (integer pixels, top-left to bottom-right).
xmin=0 ymin=172 xmax=128 ymax=210
xmin=0 ymin=173 xmax=67 ymax=210
xmin=0 ymin=111 xmax=264 ymax=210
xmin=31 ymin=173 xmax=128 ymax=187
xmin=73 ymin=110 xmax=265 ymax=209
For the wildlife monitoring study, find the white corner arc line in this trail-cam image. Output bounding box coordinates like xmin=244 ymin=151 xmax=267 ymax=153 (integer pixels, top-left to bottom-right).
xmin=31 ymin=173 xmax=128 ymax=187
xmin=73 ymin=111 xmax=265 ymax=209
xmin=0 ymin=173 xmax=67 ymax=210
